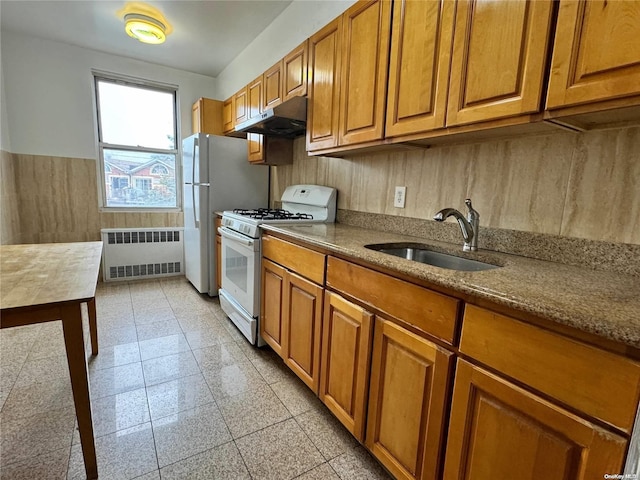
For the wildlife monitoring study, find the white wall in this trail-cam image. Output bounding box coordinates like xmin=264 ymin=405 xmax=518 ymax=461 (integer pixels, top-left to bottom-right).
xmin=1 ymin=63 xmax=11 ymax=152
xmin=216 ymin=0 xmax=356 ymax=100
xmin=1 ymin=31 xmax=218 ymax=158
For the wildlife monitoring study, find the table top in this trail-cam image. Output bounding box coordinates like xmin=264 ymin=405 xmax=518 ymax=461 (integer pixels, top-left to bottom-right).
xmin=0 ymin=242 xmax=103 ymax=311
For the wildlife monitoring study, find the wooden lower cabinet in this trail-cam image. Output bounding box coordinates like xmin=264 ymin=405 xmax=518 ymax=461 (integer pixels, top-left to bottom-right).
xmin=366 ymin=317 xmax=453 ymax=480
xmin=320 ymin=291 xmax=374 ymax=441
xmin=443 ymin=359 xmax=628 ymax=480
xmin=260 ymin=259 xmax=286 ymax=357
xmin=283 ymin=270 xmax=324 ymax=392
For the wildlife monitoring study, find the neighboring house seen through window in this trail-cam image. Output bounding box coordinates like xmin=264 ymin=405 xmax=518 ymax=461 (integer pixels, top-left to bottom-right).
xmin=94 ymin=73 xmax=179 ymax=209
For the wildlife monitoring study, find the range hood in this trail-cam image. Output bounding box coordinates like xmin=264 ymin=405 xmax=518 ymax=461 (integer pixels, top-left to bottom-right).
xmin=235 ymin=96 xmax=306 ymax=138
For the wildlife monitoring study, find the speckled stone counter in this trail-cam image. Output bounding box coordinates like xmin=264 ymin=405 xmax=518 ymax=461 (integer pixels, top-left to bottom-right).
xmin=260 ymin=223 xmax=640 ymax=349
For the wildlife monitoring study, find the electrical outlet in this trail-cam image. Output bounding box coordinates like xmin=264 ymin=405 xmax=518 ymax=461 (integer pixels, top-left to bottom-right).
xmin=394 ymin=186 xmax=406 ymax=208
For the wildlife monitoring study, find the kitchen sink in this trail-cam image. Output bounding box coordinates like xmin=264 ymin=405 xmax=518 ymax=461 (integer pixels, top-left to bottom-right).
xmin=365 ymin=243 xmax=500 ymax=272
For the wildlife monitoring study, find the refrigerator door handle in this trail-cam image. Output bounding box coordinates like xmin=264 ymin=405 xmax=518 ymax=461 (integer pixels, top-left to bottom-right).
xmin=192 ymin=185 xmax=199 ymax=229
xmin=192 ymin=136 xmax=198 ymax=185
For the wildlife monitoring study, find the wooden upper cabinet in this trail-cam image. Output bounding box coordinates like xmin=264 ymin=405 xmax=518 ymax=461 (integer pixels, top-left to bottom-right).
xmin=547 ymin=0 xmax=640 ymax=110
xmin=248 ymin=76 xmax=263 ymax=120
xmin=338 ymin=0 xmax=392 ymax=145
xmin=385 ymin=0 xmax=455 ymax=137
xmin=447 ymin=0 xmax=554 ymax=126
xmin=283 ymin=40 xmax=308 ymax=101
xmin=222 ymin=97 xmax=234 ymax=134
xmin=192 ymin=98 xmax=223 ymax=135
xmin=247 ymin=133 xmax=264 ymax=164
xmin=443 ymin=360 xmax=628 ymax=480
xmin=366 ymin=317 xmax=453 ymax=480
xmin=263 ymin=61 xmax=283 ymax=111
xmin=307 ymin=16 xmax=343 ymax=152
xmin=320 ymin=291 xmax=373 ymax=441
xmin=234 ymin=86 xmax=249 ymax=126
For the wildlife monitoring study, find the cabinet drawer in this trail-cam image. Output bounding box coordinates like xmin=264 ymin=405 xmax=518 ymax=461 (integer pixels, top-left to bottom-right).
xmin=327 ymin=257 xmax=460 ymax=344
xmin=460 ymin=305 xmax=640 ymax=433
xmin=262 ymin=235 xmax=326 ymax=285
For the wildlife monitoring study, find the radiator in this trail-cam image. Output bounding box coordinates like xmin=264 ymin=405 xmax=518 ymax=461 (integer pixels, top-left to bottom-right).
xmin=100 ymin=228 xmax=184 ymax=282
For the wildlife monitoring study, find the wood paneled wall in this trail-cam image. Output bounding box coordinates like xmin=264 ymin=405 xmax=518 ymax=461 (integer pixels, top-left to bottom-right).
xmin=272 ymin=126 xmax=640 ymax=245
xmin=0 ymin=153 xmax=182 ymax=245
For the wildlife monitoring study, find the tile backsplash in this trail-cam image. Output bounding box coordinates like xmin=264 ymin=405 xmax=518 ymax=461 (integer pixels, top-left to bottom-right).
xmin=1 ymin=153 xmax=182 ymax=245
xmin=271 ymin=126 xmax=640 ymax=245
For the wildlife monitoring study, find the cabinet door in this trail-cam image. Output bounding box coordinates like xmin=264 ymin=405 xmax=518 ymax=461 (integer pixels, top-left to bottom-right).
xmin=191 ymin=100 xmax=202 ymax=135
xmin=447 ymin=0 xmax=553 ymax=126
xmin=547 ymin=0 xmax=640 ymax=109
xmin=261 ymin=258 xmax=286 ymax=357
xmin=338 ymin=0 xmax=392 ymax=145
xmin=263 ymin=61 xmax=283 ymax=110
xmin=307 ymin=16 xmax=343 ymax=151
xmin=385 ymin=0 xmax=455 ymax=137
xmin=283 ymin=270 xmax=323 ymax=392
xmin=248 ymin=76 xmax=263 ymax=120
xmin=283 ymin=40 xmax=308 ymax=101
xmin=247 ymin=133 xmax=264 ymax=164
xmin=222 ymin=97 xmax=234 ymax=134
xmin=443 ymin=360 xmax=628 ymax=480
xmin=366 ymin=317 xmax=453 ymax=480
xmin=234 ymin=86 xmax=248 ymax=126
xmin=320 ymin=291 xmax=373 ymax=441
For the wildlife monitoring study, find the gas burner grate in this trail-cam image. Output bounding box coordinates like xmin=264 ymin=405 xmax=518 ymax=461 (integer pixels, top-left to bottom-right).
xmin=232 ymin=208 xmax=314 ymax=221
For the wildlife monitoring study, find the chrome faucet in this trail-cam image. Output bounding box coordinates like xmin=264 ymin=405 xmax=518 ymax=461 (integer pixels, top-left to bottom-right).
xmin=433 ymin=199 xmax=479 ymax=252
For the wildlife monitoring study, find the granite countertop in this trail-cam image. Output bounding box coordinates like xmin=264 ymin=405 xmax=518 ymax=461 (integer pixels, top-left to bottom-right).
xmin=261 ymin=223 xmax=640 ymax=349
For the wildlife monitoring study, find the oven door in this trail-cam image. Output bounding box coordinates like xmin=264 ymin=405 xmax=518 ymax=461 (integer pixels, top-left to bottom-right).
xmin=218 ymin=226 xmax=260 ymax=317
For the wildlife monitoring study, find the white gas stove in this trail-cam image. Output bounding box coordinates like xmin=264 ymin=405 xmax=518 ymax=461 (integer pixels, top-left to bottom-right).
xmin=221 ymin=185 xmax=337 ymax=238
xmin=218 ymin=185 xmax=337 ymax=345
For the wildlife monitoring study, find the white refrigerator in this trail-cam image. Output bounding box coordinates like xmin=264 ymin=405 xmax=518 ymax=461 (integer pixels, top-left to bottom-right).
xmin=183 ymin=134 xmax=268 ymax=296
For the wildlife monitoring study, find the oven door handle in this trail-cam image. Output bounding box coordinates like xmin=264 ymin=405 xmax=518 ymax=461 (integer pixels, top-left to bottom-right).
xmin=218 ymin=226 xmax=255 ymax=248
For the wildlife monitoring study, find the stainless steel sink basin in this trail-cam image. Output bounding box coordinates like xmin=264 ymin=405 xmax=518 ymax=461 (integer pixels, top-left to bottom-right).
xmin=365 ymin=243 xmax=500 ymax=272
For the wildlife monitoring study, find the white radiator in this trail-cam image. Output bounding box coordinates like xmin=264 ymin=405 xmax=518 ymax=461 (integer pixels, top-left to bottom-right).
xmin=100 ymin=228 xmax=184 ymax=282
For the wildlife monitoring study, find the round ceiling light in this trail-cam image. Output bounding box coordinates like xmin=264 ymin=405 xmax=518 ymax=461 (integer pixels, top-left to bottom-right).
xmin=124 ymin=13 xmax=166 ymax=44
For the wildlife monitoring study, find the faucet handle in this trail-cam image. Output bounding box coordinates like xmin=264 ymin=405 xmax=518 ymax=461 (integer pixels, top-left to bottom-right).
xmin=464 ymin=198 xmax=478 ymax=218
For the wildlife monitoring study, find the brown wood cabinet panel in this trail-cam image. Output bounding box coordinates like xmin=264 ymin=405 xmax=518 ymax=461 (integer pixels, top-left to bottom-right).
xmin=326 ymin=257 xmax=460 ymax=344
xmin=460 ymin=305 xmax=640 ymax=433
xmin=283 ymin=270 xmax=324 ymax=392
xmin=443 ymin=360 xmax=628 ymax=480
xmin=338 ymin=0 xmax=392 ymax=145
xmin=307 ymin=16 xmax=343 ymax=151
xmin=222 ymin=97 xmax=234 ymax=134
xmin=248 ymin=76 xmax=263 ymax=120
xmin=547 ymin=0 xmax=640 ymax=109
xmin=262 ymin=235 xmax=326 ymax=285
xmin=320 ymin=291 xmax=373 ymax=441
xmin=366 ymin=317 xmax=453 ymax=480
xmin=234 ymin=86 xmax=248 ymax=126
xmin=192 ymin=98 xmax=223 ymax=135
xmin=283 ymin=40 xmax=308 ymax=101
xmin=447 ymin=0 xmax=553 ymax=126
xmin=247 ymin=133 xmax=264 ymax=164
xmin=385 ymin=0 xmax=455 ymax=137
xmin=263 ymin=61 xmax=283 ymax=110
xmin=261 ymin=258 xmax=286 ymax=356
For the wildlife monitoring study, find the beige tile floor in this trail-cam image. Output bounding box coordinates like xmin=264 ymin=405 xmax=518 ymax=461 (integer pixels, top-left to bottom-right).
xmin=0 ymin=277 xmax=392 ymax=480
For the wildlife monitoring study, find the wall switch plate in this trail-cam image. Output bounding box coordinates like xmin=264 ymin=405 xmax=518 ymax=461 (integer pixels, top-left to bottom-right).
xmin=394 ymin=186 xmax=406 ymax=208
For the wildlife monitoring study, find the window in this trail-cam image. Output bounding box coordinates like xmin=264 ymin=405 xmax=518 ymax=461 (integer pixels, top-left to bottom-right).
xmin=94 ymin=74 xmax=179 ymax=209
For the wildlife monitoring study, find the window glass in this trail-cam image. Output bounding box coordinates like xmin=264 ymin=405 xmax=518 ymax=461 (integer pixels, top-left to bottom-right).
xmin=95 ymin=75 xmax=178 ymax=209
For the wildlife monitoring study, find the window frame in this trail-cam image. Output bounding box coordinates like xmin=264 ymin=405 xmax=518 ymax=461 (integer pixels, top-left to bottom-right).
xmin=92 ymin=71 xmax=182 ymax=212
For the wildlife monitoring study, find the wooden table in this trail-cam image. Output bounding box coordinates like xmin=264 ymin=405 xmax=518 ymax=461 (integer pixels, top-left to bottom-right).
xmin=1 ymin=242 xmax=102 ymax=479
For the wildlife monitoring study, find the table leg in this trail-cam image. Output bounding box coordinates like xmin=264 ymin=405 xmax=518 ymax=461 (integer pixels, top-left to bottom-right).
xmin=61 ymin=303 xmax=98 ymax=480
xmin=87 ymin=297 xmax=98 ymax=355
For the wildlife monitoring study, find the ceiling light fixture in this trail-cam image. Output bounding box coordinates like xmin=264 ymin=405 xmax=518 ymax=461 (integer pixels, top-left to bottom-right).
xmin=124 ymin=13 xmax=166 ymax=44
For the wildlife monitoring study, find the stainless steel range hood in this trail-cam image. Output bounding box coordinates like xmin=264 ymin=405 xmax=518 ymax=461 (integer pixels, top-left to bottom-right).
xmin=235 ymin=96 xmax=306 ymax=138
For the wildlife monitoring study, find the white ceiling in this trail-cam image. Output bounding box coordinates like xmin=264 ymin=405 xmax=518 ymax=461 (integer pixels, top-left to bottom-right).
xmin=0 ymin=0 xmax=294 ymax=78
